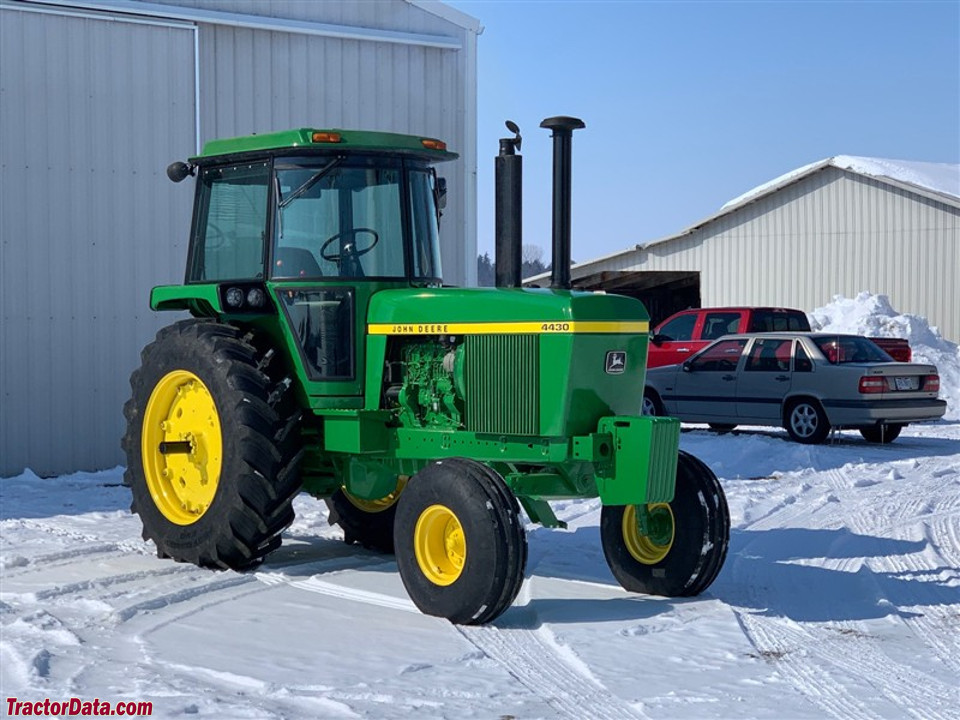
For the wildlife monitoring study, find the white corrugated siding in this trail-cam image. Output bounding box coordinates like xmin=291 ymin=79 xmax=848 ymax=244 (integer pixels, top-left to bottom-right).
xmin=590 ymin=167 xmax=960 ymax=342
xmin=1 ymin=5 xmax=196 ymax=477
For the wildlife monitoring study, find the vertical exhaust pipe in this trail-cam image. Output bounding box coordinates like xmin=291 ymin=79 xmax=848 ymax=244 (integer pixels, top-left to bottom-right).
xmin=495 ymin=121 xmax=523 ymax=288
xmin=540 ymin=116 xmax=585 ymax=290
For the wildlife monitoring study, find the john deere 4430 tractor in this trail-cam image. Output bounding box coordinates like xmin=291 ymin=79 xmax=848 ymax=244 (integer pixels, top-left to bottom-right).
xmin=123 ymin=116 xmax=729 ymax=625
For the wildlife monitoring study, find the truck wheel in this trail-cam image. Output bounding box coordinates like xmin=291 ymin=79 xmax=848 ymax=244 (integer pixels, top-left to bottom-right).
xmin=859 ymin=423 xmax=903 ymax=444
xmin=325 ymin=476 xmax=407 ymax=553
xmin=122 ymin=320 xmax=302 ymax=569
xmin=784 ymin=398 xmax=830 ymax=444
xmin=394 ymin=458 xmax=527 ymax=624
xmin=601 ymin=451 xmax=729 ymax=597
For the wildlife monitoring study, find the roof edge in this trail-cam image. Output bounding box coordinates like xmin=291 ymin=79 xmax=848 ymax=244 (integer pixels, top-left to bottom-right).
xmin=406 ymin=0 xmax=482 ymax=34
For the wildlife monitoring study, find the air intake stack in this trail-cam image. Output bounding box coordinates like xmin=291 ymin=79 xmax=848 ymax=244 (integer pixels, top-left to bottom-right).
xmin=539 ymin=116 xmax=585 ymax=290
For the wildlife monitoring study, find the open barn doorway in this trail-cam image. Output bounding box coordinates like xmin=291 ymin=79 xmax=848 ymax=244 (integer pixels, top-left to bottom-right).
xmin=571 ymin=271 xmax=701 ymax=327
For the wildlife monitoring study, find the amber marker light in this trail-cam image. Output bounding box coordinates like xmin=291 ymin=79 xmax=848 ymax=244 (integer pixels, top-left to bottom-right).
xmin=312 ymin=131 xmax=342 ymax=143
xmin=421 ymin=138 xmax=447 ymax=150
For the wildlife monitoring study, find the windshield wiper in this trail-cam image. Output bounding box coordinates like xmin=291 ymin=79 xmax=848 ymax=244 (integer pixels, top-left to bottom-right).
xmin=279 ymin=157 xmax=342 ymax=209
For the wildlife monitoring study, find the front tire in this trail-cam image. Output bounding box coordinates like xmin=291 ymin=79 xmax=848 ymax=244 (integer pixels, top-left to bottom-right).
xmin=859 ymin=423 xmax=903 ymax=444
xmin=394 ymin=458 xmax=527 ymax=624
xmin=784 ymin=398 xmax=830 ymax=444
xmin=122 ymin=320 xmax=301 ymax=569
xmin=601 ymin=451 xmax=729 ymax=597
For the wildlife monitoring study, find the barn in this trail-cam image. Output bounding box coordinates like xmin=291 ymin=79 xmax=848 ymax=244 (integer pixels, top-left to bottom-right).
xmin=544 ymin=156 xmax=959 ymax=340
xmin=0 ymin=0 xmax=480 ymax=477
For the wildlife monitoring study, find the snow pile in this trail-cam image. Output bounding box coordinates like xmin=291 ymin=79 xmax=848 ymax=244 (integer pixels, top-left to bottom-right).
xmin=808 ymin=291 xmax=960 ymax=420
xmin=832 ymin=156 xmax=960 ymax=200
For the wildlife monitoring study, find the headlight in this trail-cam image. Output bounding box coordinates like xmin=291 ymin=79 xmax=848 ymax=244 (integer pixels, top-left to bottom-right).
xmin=225 ymin=287 xmax=244 ymax=308
xmin=246 ymin=287 xmax=266 ymax=308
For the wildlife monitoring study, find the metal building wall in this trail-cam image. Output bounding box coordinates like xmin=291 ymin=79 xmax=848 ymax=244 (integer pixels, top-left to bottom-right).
xmin=1 ymin=0 xmax=477 ymax=477
xmin=593 ymin=168 xmax=960 ymax=342
xmin=0 ymin=3 xmax=197 ymax=477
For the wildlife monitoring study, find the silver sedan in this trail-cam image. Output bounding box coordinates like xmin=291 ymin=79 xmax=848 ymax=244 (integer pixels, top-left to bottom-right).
xmin=642 ymin=332 xmax=946 ymax=444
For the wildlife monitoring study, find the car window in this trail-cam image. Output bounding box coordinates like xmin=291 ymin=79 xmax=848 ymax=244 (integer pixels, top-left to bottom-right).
xmin=702 ymin=312 xmax=742 ymax=340
xmin=794 ymin=342 xmax=813 ymax=372
xmin=744 ymin=338 xmax=792 ymax=372
xmin=689 ymin=339 xmax=747 ymax=372
xmin=657 ymin=313 xmax=697 ymax=341
xmin=748 ymin=310 xmax=810 ymax=332
xmin=814 ymin=336 xmax=892 ymax=364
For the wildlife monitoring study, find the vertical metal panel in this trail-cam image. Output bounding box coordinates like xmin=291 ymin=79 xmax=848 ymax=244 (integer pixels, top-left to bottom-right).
xmin=1 ymin=6 xmax=196 ymax=476
xmin=606 ymin=168 xmax=959 ymax=342
xmin=185 ymin=0 xmax=473 ymax=286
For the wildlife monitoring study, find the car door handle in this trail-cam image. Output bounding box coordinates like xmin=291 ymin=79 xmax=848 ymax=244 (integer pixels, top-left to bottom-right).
xmin=774 ymin=375 xmax=789 ymax=382
xmin=677 ymin=348 xmax=691 ymax=353
xmin=722 ymin=375 xmax=736 ymax=381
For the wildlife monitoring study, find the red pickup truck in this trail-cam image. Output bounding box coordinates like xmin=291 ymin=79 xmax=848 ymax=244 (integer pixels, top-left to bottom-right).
xmin=648 ymin=307 xmax=911 ymax=368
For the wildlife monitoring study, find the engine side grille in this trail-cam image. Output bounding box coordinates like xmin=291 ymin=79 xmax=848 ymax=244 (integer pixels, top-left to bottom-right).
xmin=464 ymin=335 xmax=539 ymax=435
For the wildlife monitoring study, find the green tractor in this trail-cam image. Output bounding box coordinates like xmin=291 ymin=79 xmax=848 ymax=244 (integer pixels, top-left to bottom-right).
xmin=122 ymin=117 xmax=729 ymax=625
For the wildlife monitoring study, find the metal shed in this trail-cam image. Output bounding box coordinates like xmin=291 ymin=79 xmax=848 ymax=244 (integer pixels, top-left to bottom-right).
xmin=540 ymin=157 xmax=960 ymax=341
xmin=0 ymin=0 xmax=480 ymax=477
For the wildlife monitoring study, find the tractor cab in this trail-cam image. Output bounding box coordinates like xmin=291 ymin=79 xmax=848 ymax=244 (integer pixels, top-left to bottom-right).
xmin=161 ymin=128 xmax=456 ymax=400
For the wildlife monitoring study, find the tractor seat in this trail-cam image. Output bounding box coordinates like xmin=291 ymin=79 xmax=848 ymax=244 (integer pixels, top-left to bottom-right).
xmin=274 ymin=247 xmax=322 ymax=278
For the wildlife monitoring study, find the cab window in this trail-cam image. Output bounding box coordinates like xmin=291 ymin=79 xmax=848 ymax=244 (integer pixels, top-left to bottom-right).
xmin=190 ymin=162 xmax=270 ymax=281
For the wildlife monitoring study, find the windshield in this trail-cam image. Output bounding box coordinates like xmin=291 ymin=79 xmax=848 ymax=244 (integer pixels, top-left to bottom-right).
xmin=814 ymin=336 xmax=893 ymax=364
xmin=272 ymin=158 xmax=441 ymax=280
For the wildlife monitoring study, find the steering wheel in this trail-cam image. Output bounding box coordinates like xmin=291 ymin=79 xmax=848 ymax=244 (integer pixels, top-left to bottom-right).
xmin=320 ymin=228 xmax=380 ymax=262
xmin=205 ymin=221 xmax=227 ymax=249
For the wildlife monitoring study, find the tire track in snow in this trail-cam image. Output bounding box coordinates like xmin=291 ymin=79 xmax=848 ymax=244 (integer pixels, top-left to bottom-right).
xmin=828 ymin=469 xmax=960 ymax=677
xmin=732 ymin=464 xmax=960 ymax=719
xmin=459 ymin=623 xmax=645 ymax=720
xmin=736 ymin=612 xmax=878 ymax=720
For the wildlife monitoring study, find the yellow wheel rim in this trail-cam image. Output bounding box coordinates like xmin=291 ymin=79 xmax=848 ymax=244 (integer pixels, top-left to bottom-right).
xmin=414 ymin=504 xmax=465 ymax=586
xmin=342 ymin=475 xmax=408 ymax=513
xmin=141 ymin=370 xmax=223 ymax=525
xmin=622 ymin=503 xmax=675 ymax=565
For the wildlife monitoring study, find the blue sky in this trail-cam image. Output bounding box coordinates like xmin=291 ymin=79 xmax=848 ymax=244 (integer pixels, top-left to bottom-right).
xmin=446 ymin=0 xmax=960 ymax=263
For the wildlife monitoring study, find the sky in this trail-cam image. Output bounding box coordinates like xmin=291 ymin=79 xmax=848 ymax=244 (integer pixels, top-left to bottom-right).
xmin=444 ymin=0 xmax=960 ymax=263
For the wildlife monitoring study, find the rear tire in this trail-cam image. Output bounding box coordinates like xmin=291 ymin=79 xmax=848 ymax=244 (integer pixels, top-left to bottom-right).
xmin=784 ymin=398 xmax=830 ymax=444
xmin=122 ymin=320 xmax=302 ymax=569
xmin=859 ymin=423 xmax=903 ymax=444
xmin=394 ymin=458 xmax=527 ymax=624
xmin=325 ymin=476 xmax=407 ymax=553
xmin=601 ymin=451 xmax=729 ymax=597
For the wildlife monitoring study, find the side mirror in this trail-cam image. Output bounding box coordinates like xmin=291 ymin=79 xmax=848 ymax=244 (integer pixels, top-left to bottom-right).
xmin=682 ymin=360 xmax=692 ymax=372
xmin=166 ymin=161 xmax=195 ymax=183
xmin=650 ymin=333 xmax=664 ymax=346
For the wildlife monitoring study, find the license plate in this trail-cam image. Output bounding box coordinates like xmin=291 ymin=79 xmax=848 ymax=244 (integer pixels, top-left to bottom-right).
xmin=894 ymin=376 xmax=918 ymax=391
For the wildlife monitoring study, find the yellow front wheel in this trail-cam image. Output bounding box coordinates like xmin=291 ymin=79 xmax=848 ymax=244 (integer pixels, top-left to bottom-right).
xmin=600 ymin=451 xmax=729 ymax=597
xmin=324 ymin=476 xmax=407 ymax=553
xmin=394 ymin=458 xmax=527 ymax=625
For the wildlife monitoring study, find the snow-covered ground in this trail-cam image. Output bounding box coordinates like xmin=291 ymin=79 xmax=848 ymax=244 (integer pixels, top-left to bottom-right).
xmin=2 ymin=294 xmax=958 ymax=719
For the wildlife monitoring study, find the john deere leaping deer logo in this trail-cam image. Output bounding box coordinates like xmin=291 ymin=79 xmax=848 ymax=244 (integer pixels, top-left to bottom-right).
xmin=605 ymin=351 xmax=626 ymax=374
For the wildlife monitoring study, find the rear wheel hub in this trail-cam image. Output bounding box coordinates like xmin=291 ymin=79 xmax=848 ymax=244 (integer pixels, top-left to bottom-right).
xmin=141 ymin=370 xmax=222 ymax=525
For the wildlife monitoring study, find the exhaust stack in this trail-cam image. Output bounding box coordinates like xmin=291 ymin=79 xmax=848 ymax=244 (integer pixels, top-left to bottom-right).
xmin=495 ymin=121 xmax=523 ymax=288
xmin=539 ymin=116 xmax=585 ymax=290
